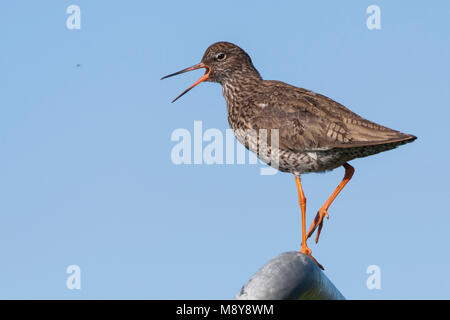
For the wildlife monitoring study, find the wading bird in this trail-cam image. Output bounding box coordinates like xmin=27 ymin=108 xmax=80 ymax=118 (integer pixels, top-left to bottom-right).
xmin=162 ymin=42 xmax=416 ymax=269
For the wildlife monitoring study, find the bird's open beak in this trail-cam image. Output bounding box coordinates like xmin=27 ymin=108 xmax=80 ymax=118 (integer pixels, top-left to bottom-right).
xmin=161 ymin=62 xmax=211 ymax=103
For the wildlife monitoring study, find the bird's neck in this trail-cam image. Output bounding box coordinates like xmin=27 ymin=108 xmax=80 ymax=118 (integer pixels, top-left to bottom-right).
xmin=221 ymin=72 xmax=262 ymax=131
xmin=221 ymin=71 xmax=262 ymax=111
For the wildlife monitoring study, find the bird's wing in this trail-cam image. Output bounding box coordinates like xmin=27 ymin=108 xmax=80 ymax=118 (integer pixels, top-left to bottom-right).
xmin=244 ymin=81 xmax=415 ymax=152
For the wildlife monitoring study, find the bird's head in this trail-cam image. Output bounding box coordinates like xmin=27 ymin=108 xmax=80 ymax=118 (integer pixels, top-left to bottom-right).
xmin=161 ymin=41 xmax=261 ymax=102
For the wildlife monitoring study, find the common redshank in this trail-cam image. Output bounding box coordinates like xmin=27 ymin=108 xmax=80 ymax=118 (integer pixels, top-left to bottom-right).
xmin=162 ymin=42 xmax=416 ymax=269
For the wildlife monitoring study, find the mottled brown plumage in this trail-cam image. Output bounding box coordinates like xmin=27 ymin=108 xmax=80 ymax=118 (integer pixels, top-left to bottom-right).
xmin=162 ymin=41 xmax=416 ymax=269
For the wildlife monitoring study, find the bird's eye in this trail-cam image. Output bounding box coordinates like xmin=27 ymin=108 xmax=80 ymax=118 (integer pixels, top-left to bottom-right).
xmin=215 ymin=53 xmax=226 ymax=61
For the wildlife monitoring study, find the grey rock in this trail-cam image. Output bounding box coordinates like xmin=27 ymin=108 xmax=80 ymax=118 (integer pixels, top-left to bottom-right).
xmin=235 ymin=251 xmax=345 ymax=300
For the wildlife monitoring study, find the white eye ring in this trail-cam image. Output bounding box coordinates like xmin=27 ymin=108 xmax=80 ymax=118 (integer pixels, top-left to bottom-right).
xmin=215 ymin=53 xmax=226 ymax=61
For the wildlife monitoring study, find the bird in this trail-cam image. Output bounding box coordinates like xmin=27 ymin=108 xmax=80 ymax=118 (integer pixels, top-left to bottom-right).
xmin=161 ymin=41 xmax=416 ymax=269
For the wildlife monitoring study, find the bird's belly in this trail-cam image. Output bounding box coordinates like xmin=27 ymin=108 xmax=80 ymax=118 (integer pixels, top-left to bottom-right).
xmin=276 ymin=150 xmax=345 ymax=175
xmin=232 ymin=128 xmax=344 ymax=175
xmin=278 ymin=150 xmax=324 ymax=174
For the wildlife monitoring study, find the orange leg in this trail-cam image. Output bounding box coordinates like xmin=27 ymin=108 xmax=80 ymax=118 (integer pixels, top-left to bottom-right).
xmin=306 ymin=163 xmax=355 ymax=243
xmin=295 ymin=175 xmax=324 ymax=270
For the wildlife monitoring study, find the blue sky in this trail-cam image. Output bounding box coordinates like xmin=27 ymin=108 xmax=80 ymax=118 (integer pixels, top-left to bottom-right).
xmin=0 ymin=1 xmax=449 ymax=299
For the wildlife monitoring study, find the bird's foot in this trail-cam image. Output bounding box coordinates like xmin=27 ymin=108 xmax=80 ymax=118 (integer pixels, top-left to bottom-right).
xmin=300 ymin=244 xmax=312 ymax=256
xmin=306 ymin=208 xmax=329 ymax=243
xmin=300 ymin=244 xmax=324 ymax=270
